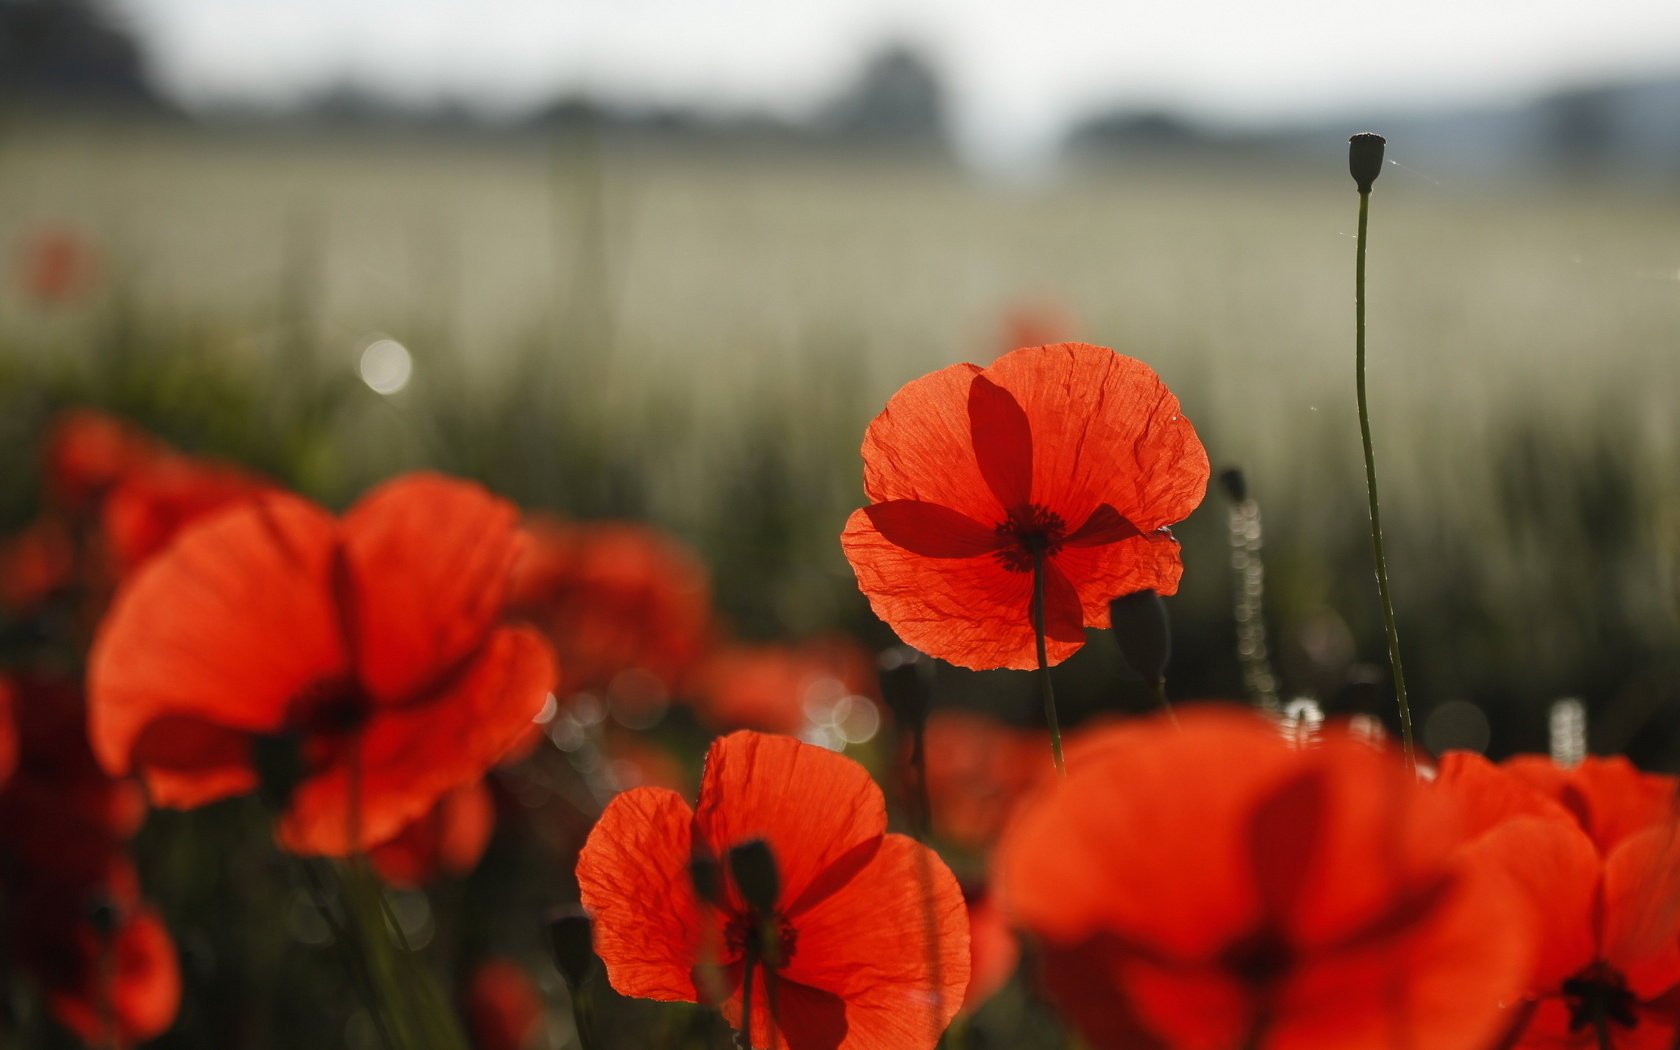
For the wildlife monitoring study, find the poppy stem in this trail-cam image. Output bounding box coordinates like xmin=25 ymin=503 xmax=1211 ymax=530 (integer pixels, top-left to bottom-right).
xmin=1353 ymin=185 xmax=1415 ymax=772
xmin=1031 ymin=547 xmax=1066 ymax=777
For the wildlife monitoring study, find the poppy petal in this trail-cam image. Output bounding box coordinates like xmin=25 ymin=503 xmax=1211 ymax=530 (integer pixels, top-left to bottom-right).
xmin=967 ymin=375 xmax=1033 ymax=512
xmin=577 ymin=786 xmax=705 ymax=1003
xmin=342 ymin=473 xmax=522 ymax=704
xmin=127 ymin=716 xmax=259 ymax=807
xmin=780 ymin=833 xmax=970 ymax=1046
xmin=1602 ymin=825 xmax=1680 ymax=998
xmin=1457 ymin=816 xmax=1598 ymax=991
xmin=1065 ymin=503 xmax=1141 ymax=547
xmin=694 ymin=732 xmax=887 ymax=914
xmin=278 ymin=625 xmax=553 ymax=854
xmin=88 ymin=493 xmax=346 ymax=787
xmin=1051 ymin=530 xmax=1185 ymax=622
xmin=862 ymin=501 xmax=1004 ymax=559
xmin=982 ymin=344 xmax=1208 ymax=531
xmin=859 ymin=362 xmax=1004 ymax=524
xmin=842 ymin=510 xmax=1081 ymax=671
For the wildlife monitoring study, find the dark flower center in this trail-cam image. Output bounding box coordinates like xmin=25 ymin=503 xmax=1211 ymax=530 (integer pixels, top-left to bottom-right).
xmin=1562 ymin=963 xmax=1638 ymax=1033
xmin=725 ymin=911 xmax=798 ymax=970
xmin=287 ymin=676 xmax=370 ymax=738
xmin=1220 ymin=928 xmax=1295 ymax=987
xmin=994 ymin=504 xmax=1067 ymax=573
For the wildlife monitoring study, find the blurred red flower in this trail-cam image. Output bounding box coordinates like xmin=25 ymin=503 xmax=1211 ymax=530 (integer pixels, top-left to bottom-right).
xmin=89 ymin=473 xmax=556 ymax=855
xmin=101 ymin=451 xmax=272 ymax=580
xmin=915 ymin=710 xmax=1049 ymax=850
xmin=44 ymin=410 xmax=159 ymax=514
xmin=996 ymin=707 xmax=1531 ymax=1050
xmin=1437 ymin=752 xmax=1680 ymax=1048
xmin=997 ymin=301 xmax=1078 ymax=360
xmin=0 ymin=674 xmax=179 ymax=1045
xmin=465 ymin=958 xmax=546 ymax=1050
xmin=576 ymin=730 xmax=969 ymax=1049
xmin=369 ymin=780 xmax=497 ymax=888
xmin=690 ymin=635 xmax=877 ymax=736
xmin=841 ymin=343 xmax=1209 ymax=670
xmin=508 ymin=517 xmax=713 ymax=709
xmin=15 ymin=227 xmax=101 ymax=305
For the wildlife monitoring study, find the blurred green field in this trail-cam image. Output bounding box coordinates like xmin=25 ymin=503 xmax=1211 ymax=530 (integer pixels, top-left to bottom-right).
xmin=4 ymin=118 xmax=1680 ymax=763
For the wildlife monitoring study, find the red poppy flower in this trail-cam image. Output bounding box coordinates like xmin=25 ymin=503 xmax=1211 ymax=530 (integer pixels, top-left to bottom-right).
xmin=841 ymin=343 xmax=1209 ymax=671
xmin=995 ymin=707 xmax=1531 ymax=1050
xmin=1436 ymin=753 xmax=1680 ymax=1048
xmin=368 ymin=780 xmax=497 ymax=888
xmin=465 ymin=958 xmax=546 ymax=1050
xmin=0 ymin=517 xmax=77 ymax=614
xmin=914 ymin=710 xmax=1049 ymax=849
xmin=691 ymin=636 xmax=878 ymax=737
xmin=508 ymin=516 xmax=713 ymax=704
xmin=0 ymin=675 xmax=179 ymax=1044
xmin=43 ymin=410 xmax=159 ymax=513
xmin=88 ymin=473 xmax=557 ymax=855
xmin=101 ymin=451 xmax=272 ymax=580
xmin=576 ymin=730 xmax=970 ymax=1049
xmin=998 ymin=300 xmax=1078 ymax=361
xmin=15 ymin=227 xmax=101 ymax=305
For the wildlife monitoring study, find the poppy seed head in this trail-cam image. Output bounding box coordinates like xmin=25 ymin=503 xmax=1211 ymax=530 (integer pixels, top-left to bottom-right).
xmin=1349 ymin=133 xmax=1386 ymax=194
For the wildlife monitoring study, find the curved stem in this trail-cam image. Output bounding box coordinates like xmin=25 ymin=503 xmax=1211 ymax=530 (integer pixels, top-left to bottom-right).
xmin=1031 ymin=548 xmax=1066 ymax=777
xmin=1354 ymin=189 xmax=1415 ymax=771
xmin=1146 ymin=677 xmax=1180 ymax=728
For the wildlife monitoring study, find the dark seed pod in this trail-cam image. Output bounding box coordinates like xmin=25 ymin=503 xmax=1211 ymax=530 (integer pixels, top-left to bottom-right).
xmin=1349 ymin=133 xmax=1386 ymax=194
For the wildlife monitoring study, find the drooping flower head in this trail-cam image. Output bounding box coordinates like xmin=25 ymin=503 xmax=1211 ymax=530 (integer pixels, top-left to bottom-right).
xmin=842 ymin=343 xmax=1209 ymax=670
xmin=576 ymin=730 xmax=970 ymax=1049
xmin=1436 ymin=752 xmax=1680 ymax=1048
xmin=88 ymin=473 xmax=556 ymax=855
xmin=996 ymin=707 xmax=1532 ymax=1050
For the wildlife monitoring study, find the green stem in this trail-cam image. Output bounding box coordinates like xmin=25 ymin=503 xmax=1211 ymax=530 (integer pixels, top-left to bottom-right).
xmin=1354 ymin=188 xmax=1415 ymax=771
xmin=1030 ymin=548 xmax=1066 ymax=777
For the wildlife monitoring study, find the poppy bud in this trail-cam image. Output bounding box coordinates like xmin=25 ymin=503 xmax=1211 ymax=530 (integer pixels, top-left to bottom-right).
xmin=1108 ymin=589 xmax=1171 ymax=685
xmin=252 ymin=731 xmax=304 ymax=810
xmin=1218 ymin=467 xmax=1248 ymax=503
xmin=1348 ymin=132 xmax=1386 ymax=194
xmin=689 ymin=849 xmax=723 ymax=907
xmin=547 ymin=907 xmax=598 ymax=991
xmin=727 ymin=839 xmax=780 ymax=915
xmin=877 ymin=645 xmax=932 ymax=728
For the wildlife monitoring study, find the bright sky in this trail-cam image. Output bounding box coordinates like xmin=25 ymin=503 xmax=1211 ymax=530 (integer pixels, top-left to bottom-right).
xmin=117 ymin=0 xmax=1680 ymax=166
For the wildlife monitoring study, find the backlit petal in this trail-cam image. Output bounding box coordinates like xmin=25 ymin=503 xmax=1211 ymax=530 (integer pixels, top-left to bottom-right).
xmin=859 ymin=362 xmax=1002 ymax=524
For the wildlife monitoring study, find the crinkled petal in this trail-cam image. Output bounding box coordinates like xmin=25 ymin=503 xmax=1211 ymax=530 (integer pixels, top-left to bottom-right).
xmin=967 ymin=375 xmax=1033 ymax=511
xmin=88 ymin=493 xmax=345 ymax=789
xmin=343 ymin=473 xmax=521 ymax=704
xmin=694 ymin=732 xmax=886 ymax=914
xmin=278 ymin=625 xmax=553 ymax=855
xmin=982 ymin=343 xmax=1209 ymax=531
xmin=861 ymin=501 xmax=1003 ymax=558
xmin=842 ymin=510 xmax=1081 ymax=671
xmin=577 ymin=786 xmax=705 ymax=1002
xmin=1052 ymin=530 xmax=1185 ymax=622
xmin=782 ymin=834 xmax=970 ymax=1045
xmin=859 ymin=362 xmax=1002 ymax=523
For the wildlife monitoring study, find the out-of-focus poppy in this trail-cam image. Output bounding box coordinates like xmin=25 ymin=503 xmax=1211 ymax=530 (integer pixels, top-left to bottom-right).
xmin=101 ymin=452 xmax=272 ymax=580
xmin=1436 ymin=753 xmax=1680 ymax=1048
xmin=15 ymin=227 xmax=101 ymax=305
xmin=0 ymin=674 xmax=178 ymax=1045
xmin=368 ymin=780 xmax=497 ymax=888
xmin=841 ymin=343 xmax=1209 ymax=671
xmin=0 ymin=518 xmax=77 ymax=614
xmin=88 ymin=473 xmax=557 ymax=856
xmin=996 ymin=707 xmax=1531 ymax=1050
xmin=508 ymin=517 xmax=713 ymax=707
xmin=690 ymin=635 xmax=878 ymax=737
xmin=915 ymin=710 xmax=1048 ymax=850
xmin=962 ymin=885 xmax=1019 ymax=1014
xmin=43 ymin=410 xmax=159 ymax=514
xmin=997 ymin=299 xmax=1078 ymax=361
xmin=465 ymin=958 xmax=546 ymax=1050
xmin=576 ymin=730 xmax=970 ymax=1049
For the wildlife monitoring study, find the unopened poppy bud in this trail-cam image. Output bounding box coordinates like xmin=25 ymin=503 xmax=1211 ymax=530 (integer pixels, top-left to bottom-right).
xmin=1109 ymin=589 xmax=1171 ymax=685
xmin=547 ymin=907 xmax=598 ymax=991
xmin=1219 ymin=467 xmax=1248 ymax=503
xmin=689 ymin=850 xmax=723 ymax=906
xmin=727 ymin=839 xmax=780 ymax=915
xmin=877 ymin=645 xmax=932 ymax=727
xmin=252 ymin=731 xmax=304 ymax=810
xmin=1348 ymin=132 xmax=1386 ymax=194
